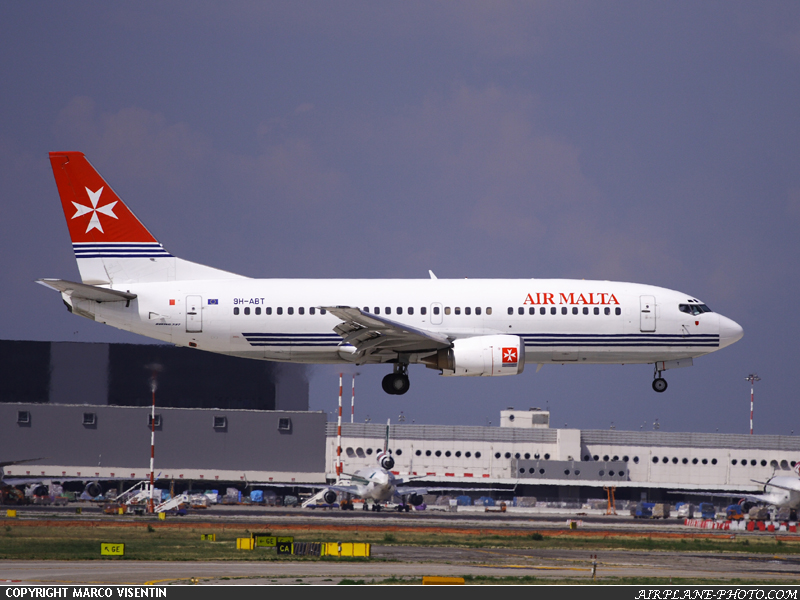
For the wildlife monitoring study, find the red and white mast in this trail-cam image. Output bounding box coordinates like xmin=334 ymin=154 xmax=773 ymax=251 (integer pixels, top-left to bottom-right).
xmin=148 ymin=375 xmax=157 ymax=513
xmin=745 ymin=373 xmax=761 ymax=435
xmin=350 ymin=375 xmax=356 ymax=424
xmin=336 ymin=373 xmax=343 ymax=477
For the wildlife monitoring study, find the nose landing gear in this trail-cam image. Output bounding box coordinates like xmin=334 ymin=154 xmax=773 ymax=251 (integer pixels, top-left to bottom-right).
xmin=652 ymin=366 xmax=668 ymax=393
xmin=381 ymin=363 xmax=410 ymax=395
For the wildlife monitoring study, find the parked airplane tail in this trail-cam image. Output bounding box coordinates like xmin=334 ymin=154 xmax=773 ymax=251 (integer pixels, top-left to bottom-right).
xmin=49 ymin=152 xmax=245 ymax=285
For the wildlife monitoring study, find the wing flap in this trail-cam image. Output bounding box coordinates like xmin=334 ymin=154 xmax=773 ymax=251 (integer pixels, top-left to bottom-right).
xmin=323 ymin=306 xmax=450 ymax=356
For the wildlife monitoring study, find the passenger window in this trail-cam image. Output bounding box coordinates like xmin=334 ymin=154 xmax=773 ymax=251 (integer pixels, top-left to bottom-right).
xmin=309 ymin=307 xmax=315 ymax=315
xmin=615 ymin=307 xmax=621 ymax=315
xmin=374 ymin=307 xmax=380 ymax=314
xmin=444 ymin=307 xmax=451 ymax=315
xmin=551 ymin=307 xmax=557 ymax=315
xmin=465 ymin=307 xmax=471 ymax=315
xmin=518 ymin=307 xmax=524 ymax=315
xmin=475 ymin=307 xmax=481 ymax=315
xmin=432 ymin=307 xmax=438 ymax=315
xmin=583 ymin=307 xmax=588 ymax=315
xmin=408 ymin=307 xmax=414 ymax=315
xmin=594 ymin=307 xmax=599 ymax=315
xmin=561 ymin=307 xmax=567 ymax=315
xmin=486 ymin=307 xmax=492 ymax=315
xmin=255 ymin=307 xmax=261 ymax=315
xmin=385 ymin=307 xmax=391 ymax=314
xmin=455 ymin=307 xmax=461 ymax=315
xmin=540 ymin=307 xmax=545 ymax=315
xmin=421 ymin=307 xmax=427 ymax=315
xmin=298 ymin=307 xmax=305 ymax=315
xmin=529 ymin=307 xmax=535 ymax=315
xmin=508 ymin=307 xmax=513 ymax=315
xmin=277 ymin=307 xmax=283 ymax=315
xmin=233 ymin=307 xmax=239 ymax=315
xmin=604 ymin=307 xmax=610 ymax=315
xmin=266 ymin=307 xmax=272 ymax=315
xmin=572 ymin=307 xmax=578 ymax=315
xmin=288 ymin=307 xmax=294 ymax=315
xmin=244 ymin=307 xmax=250 ymax=315
xmin=396 ymin=307 xmax=403 ymax=315
xmin=320 ymin=308 xmax=326 ymax=315
xmin=363 ymin=307 xmax=369 ymax=312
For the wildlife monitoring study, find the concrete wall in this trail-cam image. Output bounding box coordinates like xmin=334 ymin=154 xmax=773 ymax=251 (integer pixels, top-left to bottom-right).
xmin=2 ymin=403 xmax=326 ymax=483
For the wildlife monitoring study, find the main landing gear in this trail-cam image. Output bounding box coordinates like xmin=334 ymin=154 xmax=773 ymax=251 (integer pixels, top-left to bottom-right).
xmin=382 ymin=363 xmax=410 ymax=395
xmin=652 ymin=366 xmax=668 ymax=393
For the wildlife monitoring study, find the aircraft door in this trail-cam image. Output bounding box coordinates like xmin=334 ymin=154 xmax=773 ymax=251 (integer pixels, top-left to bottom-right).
xmin=430 ymin=303 xmax=443 ymax=325
xmin=640 ymin=295 xmax=656 ymax=332
xmin=186 ymin=295 xmax=203 ymax=333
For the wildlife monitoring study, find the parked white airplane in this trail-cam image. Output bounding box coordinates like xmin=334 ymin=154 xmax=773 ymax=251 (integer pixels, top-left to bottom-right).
xmin=319 ymin=422 xmax=428 ymax=511
xmin=744 ymin=469 xmax=800 ymax=511
xmin=676 ymin=464 xmax=800 ymax=512
xmin=40 ymin=152 xmax=743 ymax=395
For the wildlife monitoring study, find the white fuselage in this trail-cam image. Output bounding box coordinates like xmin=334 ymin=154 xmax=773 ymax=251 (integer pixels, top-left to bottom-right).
xmin=347 ymin=468 xmax=397 ymax=503
xmin=72 ymin=278 xmax=742 ymax=367
xmin=761 ymin=476 xmax=800 ymax=509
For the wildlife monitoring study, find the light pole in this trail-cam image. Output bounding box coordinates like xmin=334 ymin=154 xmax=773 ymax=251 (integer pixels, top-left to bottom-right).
xmin=745 ymin=374 xmax=761 ymax=435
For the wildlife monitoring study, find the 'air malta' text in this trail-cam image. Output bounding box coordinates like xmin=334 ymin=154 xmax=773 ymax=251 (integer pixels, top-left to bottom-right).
xmin=523 ymin=293 xmax=620 ymax=306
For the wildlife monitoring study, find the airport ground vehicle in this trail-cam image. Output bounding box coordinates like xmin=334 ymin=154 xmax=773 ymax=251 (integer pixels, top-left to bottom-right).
xmin=676 ymin=502 xmax=695 ymax=519
xmin=726 ymin=504 xmax=745 ymax=520
xmin=699 ymin=503 xmax=716 ymax=519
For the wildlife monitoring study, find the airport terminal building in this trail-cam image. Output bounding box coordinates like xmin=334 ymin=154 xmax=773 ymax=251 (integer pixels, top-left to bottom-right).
xmin=326 ymin=409 xmax=800 ymax=501
xmin=3 ymin=339 xmax=798 ymax=501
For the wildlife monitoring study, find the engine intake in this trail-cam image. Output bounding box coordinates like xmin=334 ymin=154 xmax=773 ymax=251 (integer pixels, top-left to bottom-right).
xmin=322 ymin=490 xmax=337 ymax=505
xmin=422 ymin=334 xmax=525 ymax=376
xmin=377 ymin=452 xmax=394 ymax=470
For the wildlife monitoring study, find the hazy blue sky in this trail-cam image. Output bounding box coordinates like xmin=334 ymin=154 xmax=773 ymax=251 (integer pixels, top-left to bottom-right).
xmin=2 ymin=2 xmax=798 ymax=434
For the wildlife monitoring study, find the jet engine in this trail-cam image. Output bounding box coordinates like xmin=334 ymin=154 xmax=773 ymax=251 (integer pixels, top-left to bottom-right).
xmin=377 ymin=451 xmax=394 ymax=470
xmin=408 ymin=493 xmax=424 ymax=507
xmin=422 ymin=334 xmax=525 ymax=376
xmin=322 ymin=490 xmax=337 ymax=505
xmin=84 ymin=482 xmax=102 ymax=498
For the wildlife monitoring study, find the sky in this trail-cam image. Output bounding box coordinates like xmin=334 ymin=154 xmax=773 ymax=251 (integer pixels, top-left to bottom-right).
xmin=1 ymin=2 xmax=798 ymax=435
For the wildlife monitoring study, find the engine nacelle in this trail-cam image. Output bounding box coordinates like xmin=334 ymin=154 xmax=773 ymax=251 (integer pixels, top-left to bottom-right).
xmin=408 ymin=493 xmax=424 ymax=507
xmin=422 ymin=334 xmax=525 ymax=376
xmin=322 ymin=490 xmax=338 ymax=505
xmin=84 ymin=482 xmax=102 ymax=498
xmin=377 ymin=451 xmax=395 ymax=470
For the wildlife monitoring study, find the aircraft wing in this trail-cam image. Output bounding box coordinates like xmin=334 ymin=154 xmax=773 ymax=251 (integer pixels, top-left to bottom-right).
xmin=37 ymin=279 xmax=137 ymax=303
xmin=325 ymin=483 xmax=363 ymax=496
xmin=323 ymin=306 xmax=451 ymax=358
xmin=669 ymin=490 xmax=772 ymax=504
xmin=394 ymin=487 xmax=429 ymax=497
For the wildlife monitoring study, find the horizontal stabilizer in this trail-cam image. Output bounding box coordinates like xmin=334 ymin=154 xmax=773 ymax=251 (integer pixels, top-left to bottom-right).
xmin=37 ymin=278 xmax=137 ymax=302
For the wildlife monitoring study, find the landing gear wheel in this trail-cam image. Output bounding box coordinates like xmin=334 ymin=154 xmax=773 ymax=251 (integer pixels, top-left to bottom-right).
xmin=652 ymin=378 xmax=668 ymax=393
xmin=381 ymin=373 xmax=410 ymax=395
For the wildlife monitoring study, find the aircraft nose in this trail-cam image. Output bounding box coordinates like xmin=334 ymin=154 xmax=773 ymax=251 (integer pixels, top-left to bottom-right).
xmin=719 ymin=315 xmax=743 ymax=348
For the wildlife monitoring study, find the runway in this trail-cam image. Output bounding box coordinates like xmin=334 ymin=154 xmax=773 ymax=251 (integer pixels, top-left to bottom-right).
xmin=3 ymin=504 xmax=799 ymax=584
xmin=2 ymin=548 xmax=799 ymax=585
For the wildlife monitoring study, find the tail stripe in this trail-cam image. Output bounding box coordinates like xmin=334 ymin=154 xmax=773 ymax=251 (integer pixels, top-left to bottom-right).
xmin=72 ymin=242 xmax=172 ymax=259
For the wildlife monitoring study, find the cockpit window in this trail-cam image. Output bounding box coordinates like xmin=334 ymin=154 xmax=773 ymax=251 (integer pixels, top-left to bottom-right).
xmin=679 ymin=303 xmax=712 ymax=316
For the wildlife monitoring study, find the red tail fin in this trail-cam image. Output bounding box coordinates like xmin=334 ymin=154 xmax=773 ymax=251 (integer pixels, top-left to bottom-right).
xmin=49 ymin=152 xmax=244 ymax=284
xmin=49 ymin=152 xmax=166 ymax=251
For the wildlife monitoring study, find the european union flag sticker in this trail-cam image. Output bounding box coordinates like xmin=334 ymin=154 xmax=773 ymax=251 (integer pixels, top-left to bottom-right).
xmin=208 ymin=299 xmax=218 ymax=305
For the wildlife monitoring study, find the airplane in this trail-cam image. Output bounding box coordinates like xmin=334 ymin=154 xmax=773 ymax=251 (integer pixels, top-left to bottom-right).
xmin=40 ymin=152 xmax=744 ymax=395
xmin=314 ymin=421 xmax=428 ymax=511
xmin=677 ymin=463 xmax=800 ymax=513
